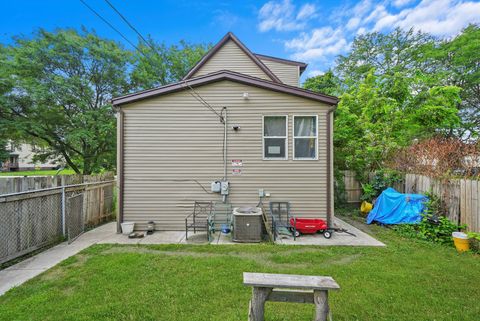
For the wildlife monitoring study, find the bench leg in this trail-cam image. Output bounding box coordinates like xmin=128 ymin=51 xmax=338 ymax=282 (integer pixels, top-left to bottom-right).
xmin=248 ymin=287 xmax=271 ymax=321
xmin=313 ymin=290 xmax=329 ymax=321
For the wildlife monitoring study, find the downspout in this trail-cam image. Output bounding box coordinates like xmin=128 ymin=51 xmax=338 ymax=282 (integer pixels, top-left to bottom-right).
xmin=223 ymin=107 xmax=228 ymax=203
xmin=115 ymin=106 xmax=124 ymax=233
xmin=326 ymin=105 xmax=336 ymax=229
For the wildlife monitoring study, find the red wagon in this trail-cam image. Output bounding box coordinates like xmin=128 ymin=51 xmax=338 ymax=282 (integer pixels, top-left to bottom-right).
xmin=289 ymin=218 xmax=331 ymax=239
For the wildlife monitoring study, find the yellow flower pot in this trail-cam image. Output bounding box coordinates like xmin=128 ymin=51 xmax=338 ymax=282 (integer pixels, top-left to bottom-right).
xmin=360 ymin=201 xmax=373 ymax=215
xmin=452 ymin=232 xmax=470 ymax=252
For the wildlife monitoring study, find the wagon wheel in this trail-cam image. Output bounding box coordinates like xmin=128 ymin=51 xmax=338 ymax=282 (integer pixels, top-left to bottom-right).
xmin=323 ymin=231 xmax=332 ymax=239
xmin=294 ymin=230 xmax=301 ymax=238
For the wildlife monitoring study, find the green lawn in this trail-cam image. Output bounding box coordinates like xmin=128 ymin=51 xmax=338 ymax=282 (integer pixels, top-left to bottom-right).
xmin=0 ymin=169 xmax=75 ymax=176
xmin=0 ymin=217 xmax=478 ymax=321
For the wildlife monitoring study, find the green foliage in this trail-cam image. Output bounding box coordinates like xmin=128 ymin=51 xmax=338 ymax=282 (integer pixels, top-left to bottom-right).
xmin=303 ymin=70 xmax=342 ymax=96
xmin=422 ymin=24 xmax=480 ymax=138
xmin=303 ymin=27 xmax=479 ymax=175
xmin=467 ymin=232 xmax=480 ymax=253
xmin=360 ymin=183 xmax=375 ymax=202
xmin=467 ymin=232 xmax=480 ymax=241
xmin=131 ymin=37 xmax=210 ymax=90
xmin=0 ymin=28 xmax=131 ymax=174
xmin=371 ymin=170 xmax=403 ymax=195
xmin=0 ymin=139 xmax=8 ymax=162
xmin=0 ymin=28 xmax=209 ymax=174
xmin=334 ymin=169 xmax=347 ymax=204
xmin=394 ymin=192 xmax=466 ymax=245
xmin=336 ymin=28 xmax=433 ymax=82
xmin=360 ymin=170 xmax=403 ymax=201
xmin=333 ymin=69 xmax=461 ymax=174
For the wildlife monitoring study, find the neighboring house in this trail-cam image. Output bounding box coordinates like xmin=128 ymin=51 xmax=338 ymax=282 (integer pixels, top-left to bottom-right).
xmin=112 ymin=32 xmax=338 ymax=231
xmin=1 ymin=141 xmax=60 ymax=172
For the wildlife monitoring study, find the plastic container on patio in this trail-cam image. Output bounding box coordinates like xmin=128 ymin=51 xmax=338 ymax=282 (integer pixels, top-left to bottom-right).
xmin=452 ymin=232 xmax=470 ymax=252
xmin=121 ymin=222 xmax=135 ymax=235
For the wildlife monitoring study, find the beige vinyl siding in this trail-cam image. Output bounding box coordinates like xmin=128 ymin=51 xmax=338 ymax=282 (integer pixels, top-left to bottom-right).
xmin=191 ymin=40 xmax=271 ymax=80
xmin=259 ymin=58 xmax=300 ymax=87
xmin=122 ymin=80 xmax=331 ymax=230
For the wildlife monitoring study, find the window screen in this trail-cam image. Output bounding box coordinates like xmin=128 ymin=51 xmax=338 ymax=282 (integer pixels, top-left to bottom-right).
xmin=293 ymin=116 xmax=317 ymax=159
xmin=263 ymin=116 xmax=287 ymax=159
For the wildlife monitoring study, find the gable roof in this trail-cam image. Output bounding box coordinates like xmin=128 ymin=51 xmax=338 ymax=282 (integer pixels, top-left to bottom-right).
xmin=112 ymin=70 xmax=338 ymax=106
xmin=183 ymin=32 xmax=282 ymax=83
xmin=254 ymin=53 xmax=308 ymax=75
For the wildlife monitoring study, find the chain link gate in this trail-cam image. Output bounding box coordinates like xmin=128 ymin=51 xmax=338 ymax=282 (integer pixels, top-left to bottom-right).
xmin=0 ymin=179 xmax=115 ymax=264
xmin=66 ymin=192 xmax=85 ymax=243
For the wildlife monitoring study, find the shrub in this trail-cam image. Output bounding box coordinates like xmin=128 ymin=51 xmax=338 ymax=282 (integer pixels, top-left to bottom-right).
xmin=360 ymin=169 xmax=403 ymax=202
xmin=394 ymin=192 xmax=466 ymax=245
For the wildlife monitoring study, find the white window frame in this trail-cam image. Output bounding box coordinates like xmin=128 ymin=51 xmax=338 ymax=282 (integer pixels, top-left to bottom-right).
xmin=262 ymin=115 xmax=288 ymax=160
xmin=293 ymin=115 xmax=318 ymax=160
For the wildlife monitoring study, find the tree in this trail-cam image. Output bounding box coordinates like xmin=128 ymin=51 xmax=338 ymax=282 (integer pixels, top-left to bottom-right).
xmin=0 ymin=28 xmax=132 ymax=174
xmin=336 ymin=28 xmax=433 ymax=82
xmin=130 ymin=37 xmax=210 ymax=90
xmin=0 ymin=28 xmax=210 ymax=174
xmin=0 ymin=46 xmax=12 ymax=163
xmin=422 ymin=24 xmax=480 ymax=138
xmin=334 ymin=70 xmax=461 ymax=179
xmin=302 ymin=70 xmax=342 ymax=96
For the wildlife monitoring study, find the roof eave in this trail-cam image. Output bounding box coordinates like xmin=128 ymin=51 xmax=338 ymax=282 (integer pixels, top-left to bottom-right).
xmin=112 ymin=71 xmax=339 ymax=107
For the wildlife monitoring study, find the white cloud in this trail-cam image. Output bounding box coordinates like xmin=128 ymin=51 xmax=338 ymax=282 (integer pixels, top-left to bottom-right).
xmin=288 ymin=30 xmax=350 ymax=61
xmin=258 ymin=0 xmax=317 ymax=32
xmin=375 ymin=0 xmax=480 ymax=36
xmin=364 ymin=4 xmax=388 ymax=24
xmin=357 ymin=27 xmax=367 ymax=35
xmin=346 ymin=17 xmax=361 ymax=30
xmin=353 ymin=0 xmax=374 ymax=17
xmin=286 ymin=27 xmax=344 ymax=50
xmin=297 ymin=3 xmax=317 ymax=20
xmin=259 ymin=0 xmax=480 ymax=76
xmin=392 ymin=0 xmax=416 ymax=8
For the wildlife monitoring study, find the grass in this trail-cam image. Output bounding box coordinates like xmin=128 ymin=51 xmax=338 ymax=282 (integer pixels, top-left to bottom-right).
xmin=0 ymin=209 xmax=479 ymax=321
xmin=0 ymin=169 xmax=76 ymax=176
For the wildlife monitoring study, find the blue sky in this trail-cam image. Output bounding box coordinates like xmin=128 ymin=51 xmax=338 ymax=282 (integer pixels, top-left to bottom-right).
xmin=1 ymin=0 xmax=479 ymax=78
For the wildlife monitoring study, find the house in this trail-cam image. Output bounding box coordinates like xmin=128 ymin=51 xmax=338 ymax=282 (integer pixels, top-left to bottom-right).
xmin=112 ymin=32 xmax=338 ymax=231
xmin=1 ymin=141 xmax=60 ymax=172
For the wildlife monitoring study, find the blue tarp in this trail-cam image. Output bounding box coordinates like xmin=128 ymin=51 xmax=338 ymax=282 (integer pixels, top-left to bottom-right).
xmin=366 ymin=187 xmax=427 ymax=225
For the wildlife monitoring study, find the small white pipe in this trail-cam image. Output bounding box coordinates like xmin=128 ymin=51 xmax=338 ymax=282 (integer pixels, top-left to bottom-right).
xmin=224 ymin=107 xmax=227 ymax=181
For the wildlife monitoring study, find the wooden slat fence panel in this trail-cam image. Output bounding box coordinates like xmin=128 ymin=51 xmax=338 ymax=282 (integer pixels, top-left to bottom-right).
xmin=0 ymin=173 xmax=114 ymax=195
xmin=342 ymin=170 xmax=362 ymax=203
xmin=0 ymin=178 xmax=116 ymax=264
xmin=405 ymin=173 xmax=479 ymax=232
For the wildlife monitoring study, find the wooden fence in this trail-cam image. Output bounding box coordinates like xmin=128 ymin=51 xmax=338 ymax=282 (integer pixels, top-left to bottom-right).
xmin=0 ymin=173 xmax=114 ymax=195
xmin=339 ymin=171 xmax=479 ymax=232
xmin=341 ymin=170 xmax=362 ymax=203
xmin=405 ymin=174 xmax=479 ymax=232
xmin=0 ymin=179 xmax=116 ymax=265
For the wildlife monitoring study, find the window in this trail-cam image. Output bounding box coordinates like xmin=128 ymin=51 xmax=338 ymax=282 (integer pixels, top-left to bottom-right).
xmin=293 ymin=115 xmax=318 ymax=160
xmin=263 ymin=116 xmax=287 ymax=159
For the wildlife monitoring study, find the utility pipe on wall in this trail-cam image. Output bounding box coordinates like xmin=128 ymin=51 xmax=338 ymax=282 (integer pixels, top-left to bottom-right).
xmin=223 ymin=106 xmax=228 ymax=203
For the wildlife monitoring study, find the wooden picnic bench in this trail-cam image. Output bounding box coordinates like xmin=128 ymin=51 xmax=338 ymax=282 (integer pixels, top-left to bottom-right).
xmin=243 ymin=272 xmax=340 ymax=321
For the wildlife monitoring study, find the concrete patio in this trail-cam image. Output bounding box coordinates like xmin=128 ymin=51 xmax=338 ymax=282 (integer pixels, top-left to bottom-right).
xmin=0 ymin=217 xmax=383 ymax=296
xmin=97 ymin=218 xmax=384 ymax=247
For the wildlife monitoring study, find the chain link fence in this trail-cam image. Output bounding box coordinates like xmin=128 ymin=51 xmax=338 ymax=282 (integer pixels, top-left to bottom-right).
xmin=0 ymin=180 xmax=115 ymax=264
